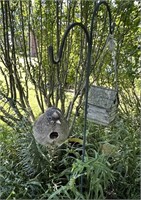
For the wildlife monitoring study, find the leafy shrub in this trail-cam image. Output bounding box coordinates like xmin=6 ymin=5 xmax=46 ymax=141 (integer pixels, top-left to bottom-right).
xmin=0 ymin=114 xmax=140 ymax=199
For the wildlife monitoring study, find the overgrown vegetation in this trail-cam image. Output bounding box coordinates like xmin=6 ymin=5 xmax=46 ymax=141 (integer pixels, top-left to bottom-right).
xmin=0 ymin=115 xmax=140 ymax=199
xmin=0 ymin=0 xmax=140 ymax=199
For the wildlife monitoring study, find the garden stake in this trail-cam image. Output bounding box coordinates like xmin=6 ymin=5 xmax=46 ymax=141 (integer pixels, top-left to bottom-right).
xmin=48 ymin=0 xmax=115 ymax=194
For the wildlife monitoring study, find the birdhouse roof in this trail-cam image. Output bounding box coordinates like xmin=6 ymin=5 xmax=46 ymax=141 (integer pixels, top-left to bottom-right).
xmin=88 ymin=86 xmax=118 ymax=110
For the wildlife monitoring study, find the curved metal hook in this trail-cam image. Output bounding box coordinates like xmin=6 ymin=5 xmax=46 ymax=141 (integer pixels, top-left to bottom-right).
xmin=48 ymin=22 xmax=90 ymax=64
xmin=90 ymin=1 xmax=114 ymax=40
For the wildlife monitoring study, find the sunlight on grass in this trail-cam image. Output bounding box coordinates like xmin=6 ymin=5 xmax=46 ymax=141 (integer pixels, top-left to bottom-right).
xmin=0 ymin=58 xmax=41 ymax=125
xmin=28 ymin=87 xmax=42 ymax=117
xmin=0 ymin=58 xmax=76 ymax=125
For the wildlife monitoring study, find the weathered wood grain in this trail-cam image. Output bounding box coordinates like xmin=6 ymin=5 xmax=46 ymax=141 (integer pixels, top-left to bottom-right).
xmin=87 ymin=86 xmax=118 ymax=125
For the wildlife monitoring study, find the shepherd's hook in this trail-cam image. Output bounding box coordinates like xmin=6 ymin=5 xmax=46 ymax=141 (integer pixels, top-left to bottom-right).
xmin=48 ymin=0 xmax=114 ymax=194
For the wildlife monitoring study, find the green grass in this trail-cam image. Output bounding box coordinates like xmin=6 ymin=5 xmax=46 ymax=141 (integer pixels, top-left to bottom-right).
xmin=0 ymin=59 xmax=41 ymax=121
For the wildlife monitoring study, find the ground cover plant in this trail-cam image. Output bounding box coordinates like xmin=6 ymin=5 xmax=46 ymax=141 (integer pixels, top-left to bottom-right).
xmin=0 ymin=0 xmax=140 ymax=199
xmin=0 ymin=114 xmax=140 ymax=199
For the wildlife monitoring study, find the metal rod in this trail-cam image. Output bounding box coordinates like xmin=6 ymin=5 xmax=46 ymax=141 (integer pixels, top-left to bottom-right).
xmin=48 ymin=0 xmax=113 ymax=194
xmin=48 ymin=22 xmax=90 ymax=64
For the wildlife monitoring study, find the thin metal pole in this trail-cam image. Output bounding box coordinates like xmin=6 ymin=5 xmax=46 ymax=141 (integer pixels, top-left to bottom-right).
xmin=80 ymin=1 xmax=113 ymax=193
xmin=48 ymin=1 xmax=114 ymax=195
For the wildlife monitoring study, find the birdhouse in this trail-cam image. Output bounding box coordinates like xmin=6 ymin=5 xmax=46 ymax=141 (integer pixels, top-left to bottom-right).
xmin=87 ymin=86 xmax=118 ymax=125
xmin=33 ymin=107 xmax=69 ymax=147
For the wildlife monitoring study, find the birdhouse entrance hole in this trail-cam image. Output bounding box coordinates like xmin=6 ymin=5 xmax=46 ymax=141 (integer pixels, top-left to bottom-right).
xmin=49 ymin=131 xmax=59 ymax=139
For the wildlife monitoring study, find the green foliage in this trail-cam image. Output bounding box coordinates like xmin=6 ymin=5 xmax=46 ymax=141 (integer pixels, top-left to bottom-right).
xmin=0 ymin=113 xmax=140 ymax=199
xmin=0 ymin=0 xmax=140 ymax=128
xmin=0 ymin=0 xmax=140 ymax=199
